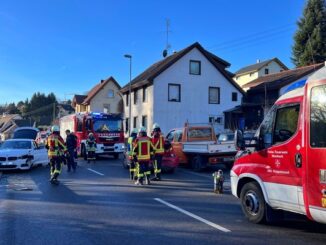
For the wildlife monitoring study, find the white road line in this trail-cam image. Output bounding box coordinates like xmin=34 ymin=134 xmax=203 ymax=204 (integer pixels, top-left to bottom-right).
xmin=87 ymin=168 xmax=104 ymax=176
xmin=154 ymin=198 xmax=231 ymax=233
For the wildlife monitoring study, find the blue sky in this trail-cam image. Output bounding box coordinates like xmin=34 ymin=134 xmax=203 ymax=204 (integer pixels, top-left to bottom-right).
xmin=0 ymin=0 xmax=306 ymax=104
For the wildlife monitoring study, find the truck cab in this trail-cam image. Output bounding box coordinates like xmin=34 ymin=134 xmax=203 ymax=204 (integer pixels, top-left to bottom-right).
xmin=231 ymin=65 xmax=326 ymax=224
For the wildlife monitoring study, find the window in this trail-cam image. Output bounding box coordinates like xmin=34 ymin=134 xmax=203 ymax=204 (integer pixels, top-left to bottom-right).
xmin=189 ymin=60 xmax=201 ymax=75
xmin=249 ymin=72 xmax=254 ymax=77
xmin=125 ymin=118 xmax=129 ymax=133
xmin=103 ymin=104 xmax=110 ymax=113
xmin=142 ymin=115 xmax=147 ymax=129
xmin=166 ymin=130 xmax=175 ymax=142
xmin=265 ymin=68 xmax=269 ymax=75
xmin=209 ymin=87 xmax=220 ymax=104
xmin=134 ymin=90 xmax=138 ymax=104
xmin=126 ymin=93 xmax=129 ymax=106
xmin=174 ymin=130 xmax=183 ymax=142
xmin=77 ymin=117 xmax=83 ymax=132
xmin=133 ymin=116 xmax=138 ymax=128
xmin=273 ymin=104 xmax=300 ymax=144
xmin=108 ymin=89 xmax=114 ymax=98
xmin=311 ymin=85 xmax=326 ymax=147
xmin=209 ymin=116 xmax=215 ymax=123
xmin=215 ymin=117 xmax=223 ymax=124
xmin=168 ymin=84 xmax=181 ymax=102
xmin=143 ymin=86 xmax=147 ymax=102
xmin=259 ymin=106 xmax=276 ymax=149
xmin=232 ymin=92 xmax=238 ymax=102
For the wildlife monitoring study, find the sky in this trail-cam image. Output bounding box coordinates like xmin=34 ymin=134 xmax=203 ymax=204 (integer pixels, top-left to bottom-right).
xmin=0 ymin=0 xmax=306 ymax=104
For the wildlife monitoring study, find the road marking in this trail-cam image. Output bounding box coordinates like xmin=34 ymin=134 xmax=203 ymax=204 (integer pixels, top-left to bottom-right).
xmin=87 ymin=168 xmax=104 ymax=176
xmin=154 ymin=198 xmax=231 ymax=233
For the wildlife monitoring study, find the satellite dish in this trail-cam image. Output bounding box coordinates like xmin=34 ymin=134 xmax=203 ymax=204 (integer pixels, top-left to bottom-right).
xmin=163 ymin=49 xmax=168 ymax=58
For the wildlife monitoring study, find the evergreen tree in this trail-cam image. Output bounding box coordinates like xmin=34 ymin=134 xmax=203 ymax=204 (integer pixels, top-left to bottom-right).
xmin=292 ymin=0 xmax=326 ymax=67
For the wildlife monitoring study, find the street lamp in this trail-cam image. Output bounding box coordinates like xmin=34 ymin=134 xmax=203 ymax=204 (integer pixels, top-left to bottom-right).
xmin=124 ymin=54 xmax=132 ymax=136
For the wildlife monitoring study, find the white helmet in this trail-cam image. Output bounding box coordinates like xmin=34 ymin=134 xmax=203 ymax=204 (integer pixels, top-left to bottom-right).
xmin=88 ymin=132 xmax=94 ymax=137
xmin=139 ymin=126 xmax=146 ymax=133
xmin=51 ymin=125 xmax=59 ymax=132
xmin=131 ymin=128 xmax=138 ymax=134
xmin=153 ymin=123 xmax=160 ymax=129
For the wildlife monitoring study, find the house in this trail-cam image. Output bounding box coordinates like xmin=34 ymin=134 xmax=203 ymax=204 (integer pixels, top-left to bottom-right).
xmin=57 ymin=103 xmax=75 ymax=118
xmin=72 ymin=76 xmax=123 ymax=114
xmin=225 ymin=63 xmax=325 ymax=130
xmin=120 ymin=42 xmax=244 ymax=135
xmin=234 ymin=58 xmax=288 ymax=90
xmin=0 ymin=114 xmax=35 ymax=140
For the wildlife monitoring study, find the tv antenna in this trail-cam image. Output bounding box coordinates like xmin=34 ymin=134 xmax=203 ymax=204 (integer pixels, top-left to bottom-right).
xmin=163 ymin=18 xmax=172 ymax=57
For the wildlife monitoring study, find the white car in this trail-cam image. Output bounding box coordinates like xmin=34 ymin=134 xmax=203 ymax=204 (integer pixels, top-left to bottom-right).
xmin=0 ymin=139 xmax=49 ymax=170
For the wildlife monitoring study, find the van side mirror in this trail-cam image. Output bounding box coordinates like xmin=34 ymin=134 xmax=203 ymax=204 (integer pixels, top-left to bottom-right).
xmin=234 ymin=130 xmax=245 ymax=150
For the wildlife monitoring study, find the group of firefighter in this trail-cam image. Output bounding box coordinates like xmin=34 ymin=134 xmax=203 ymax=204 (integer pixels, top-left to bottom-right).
xmin=127 ymin=123 xmax=165 ymax=185
xmin=45 ymin=125 xmax=97 ymax=185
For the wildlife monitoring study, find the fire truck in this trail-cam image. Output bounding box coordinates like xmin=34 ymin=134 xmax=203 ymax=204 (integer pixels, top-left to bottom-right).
xmin=231 ymin=65 xmax=326 ymax=224
xmin=59 ymin=112 xmax=125 ymax=159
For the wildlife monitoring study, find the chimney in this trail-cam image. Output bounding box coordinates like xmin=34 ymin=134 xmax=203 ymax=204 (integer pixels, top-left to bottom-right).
xmin=257 ymin=59 xmax=260 ymax=63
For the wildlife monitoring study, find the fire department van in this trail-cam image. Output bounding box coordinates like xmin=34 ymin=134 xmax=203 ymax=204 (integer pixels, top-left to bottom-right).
xmin=60 ymin=112 xmax=125 ymax=159
xmin=231 ymin=65 xmax=326 ymax=224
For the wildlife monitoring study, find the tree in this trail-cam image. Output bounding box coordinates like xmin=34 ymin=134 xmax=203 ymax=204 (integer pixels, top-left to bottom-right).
xmin=292 ymin=0 xmax=326 ymax=67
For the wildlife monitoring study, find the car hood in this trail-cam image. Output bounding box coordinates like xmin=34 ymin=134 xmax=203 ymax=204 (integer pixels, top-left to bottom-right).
xmin=0 ymin=149 xmax=31 ymax=157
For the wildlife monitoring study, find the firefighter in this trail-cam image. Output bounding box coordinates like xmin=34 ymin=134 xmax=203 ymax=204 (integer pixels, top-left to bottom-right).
xmin=65 ymin=129 xmax=77 ymax=172
xmin=86 ymin=133 xmax=97 ymax=163
xmin=46 ymin=125 xmax=67 ymax=185
xmin=151 ymin=123 xmax=165 ymax=181
xmin=127 ymin=128 xmax=138 ymax=180
xmin=133 ymin=126 xmax=155 ymax=185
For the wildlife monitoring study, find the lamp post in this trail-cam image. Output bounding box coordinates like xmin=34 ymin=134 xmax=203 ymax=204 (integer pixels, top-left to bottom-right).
xmin=124 ymin=54 xmax=132 ymax=136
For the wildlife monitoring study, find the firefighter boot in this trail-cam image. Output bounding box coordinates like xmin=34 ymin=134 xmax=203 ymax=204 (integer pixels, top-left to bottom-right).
xmin=135 ymin=177 xmax=143 ymax=185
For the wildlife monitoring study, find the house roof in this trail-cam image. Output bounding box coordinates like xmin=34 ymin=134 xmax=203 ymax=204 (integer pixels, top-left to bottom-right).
xmin=82 ymin=76 xmax=121 ymax=105
xmin=58 ymin=103 xmax=74 ymax=112
xmin=234 ymin=58 xmax=288 ymax=76
xmin=72 ymin=95 xmax=87 ymax=106
xmin=244 ymin=63 xmax=324 ymax=92
xmin=120 ymin=42 xmax=244 ymax=94
xmin=72 ymin=76 xmax=121 ymax=107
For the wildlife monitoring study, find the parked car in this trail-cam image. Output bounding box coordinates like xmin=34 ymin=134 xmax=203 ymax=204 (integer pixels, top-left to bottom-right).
xmin=13 ymin=127 xmax=39 ymax=140
xmin=0 ymin=139 xmax=49 ymax=170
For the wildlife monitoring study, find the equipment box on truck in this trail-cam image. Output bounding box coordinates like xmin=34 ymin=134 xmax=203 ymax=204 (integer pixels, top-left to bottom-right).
xmin=166 ymin=123 xmax=237 ymax=171
xmin=231 ymin=65 xmax=326 ymax=224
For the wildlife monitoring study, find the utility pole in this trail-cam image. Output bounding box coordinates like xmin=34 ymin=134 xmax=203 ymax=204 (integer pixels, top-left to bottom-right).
xmin=52 ymin=103 xmax=56 ymax=124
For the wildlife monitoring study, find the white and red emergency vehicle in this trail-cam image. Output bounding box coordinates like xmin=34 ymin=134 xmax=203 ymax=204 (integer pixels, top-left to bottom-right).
xmin=60 ymin=112 xmax=125 ymax=159
xmin=231 ymin=65 xmax=326 ymax=224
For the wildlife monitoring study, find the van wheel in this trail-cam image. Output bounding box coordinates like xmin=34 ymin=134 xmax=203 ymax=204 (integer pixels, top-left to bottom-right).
xmin=240 ymin=182 xmax=266 ymax=224
xmin=81 ymin=145 xmax=87 ymax=160
xmin=191 ymin=155 xmax=203 ymax=172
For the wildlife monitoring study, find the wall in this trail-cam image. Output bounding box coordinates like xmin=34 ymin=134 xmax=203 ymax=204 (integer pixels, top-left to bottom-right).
xmin=234 ymin=71 xmax=259 ymax=90
xmin=89 ymin=81 xmax=122 ymax=113
xmin=124 ymin=85 xmax=153 ymax=135
xmin=153 ymin=47 xmax=243 ymax=134
xmin=257 ymin=60 xmax=285 ymax=77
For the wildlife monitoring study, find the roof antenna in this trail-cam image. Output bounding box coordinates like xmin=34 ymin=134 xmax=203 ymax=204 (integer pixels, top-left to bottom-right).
xmin=162 ymin=18 xmax=171 ymax=58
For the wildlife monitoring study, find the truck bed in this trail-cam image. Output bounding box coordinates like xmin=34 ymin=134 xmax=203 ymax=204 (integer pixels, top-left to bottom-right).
xmin=182 ymin=141 xmax=236 ymax=155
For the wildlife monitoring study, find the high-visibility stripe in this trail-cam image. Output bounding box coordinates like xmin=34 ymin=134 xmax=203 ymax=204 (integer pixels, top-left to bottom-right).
xmin=154 ymin=136 xmax=164 ymax=154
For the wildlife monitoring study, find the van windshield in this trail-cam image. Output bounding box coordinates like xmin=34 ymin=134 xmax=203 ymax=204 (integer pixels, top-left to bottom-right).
xmin=311 ymin=85 xmax=326 ymax=147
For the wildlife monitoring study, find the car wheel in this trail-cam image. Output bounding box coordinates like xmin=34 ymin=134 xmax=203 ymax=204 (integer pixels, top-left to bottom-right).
xmin=240 ymin=182 xmax=266 ymax=224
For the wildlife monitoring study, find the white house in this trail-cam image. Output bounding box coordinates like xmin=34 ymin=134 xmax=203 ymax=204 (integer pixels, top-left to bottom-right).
xmin=234 ymin=58 xmax=288 ymax=90
xmin=120 ymin=42 xmax=244 ymax=135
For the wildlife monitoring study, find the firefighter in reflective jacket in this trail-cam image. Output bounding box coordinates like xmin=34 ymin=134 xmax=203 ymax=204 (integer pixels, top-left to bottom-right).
xmin=133 ymin=126 xmax=155 ymax=185
xmin=127 ymin=128 xmax=138 ymax=180
xmin=46 ymin=125 xmax=67 ymax=185
xmin=151 ymin=123 xmax=165 ymax=181
xmin=86 ymin=133 xmax=97 ymax=163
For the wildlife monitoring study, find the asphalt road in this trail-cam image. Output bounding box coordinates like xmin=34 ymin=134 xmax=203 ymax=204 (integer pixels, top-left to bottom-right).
xmin=0 ymin=157 xmax=326 ymax=245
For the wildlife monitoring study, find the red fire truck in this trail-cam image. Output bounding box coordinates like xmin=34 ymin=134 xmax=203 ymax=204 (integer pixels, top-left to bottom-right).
xmin=231 ymin=65 xmax=326 ymax=224
xmin=60 ymin=112 xmax=125 ymax=159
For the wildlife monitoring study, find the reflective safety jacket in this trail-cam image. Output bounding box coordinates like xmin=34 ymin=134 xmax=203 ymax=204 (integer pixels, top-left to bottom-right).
xmin=86 ymin=138 xmax=97 ymax=152
xmin=133 ymin=136 xmax=155 ymax=162
xmin=152 ymin=133 xmax=165 ymax=155
xmin=46 ymin=133 xmax=67 ymax=158
xmin=127 ymin=136 xmax=137 ymax=157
